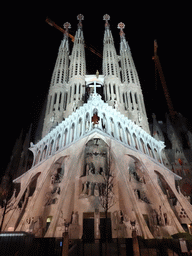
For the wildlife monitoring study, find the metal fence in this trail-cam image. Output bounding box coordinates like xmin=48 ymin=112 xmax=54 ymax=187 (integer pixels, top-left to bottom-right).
xmin=138 ymin=237 xmax=192 ymax=256
xmin=0 ymin=233 xmax=192 ymax=256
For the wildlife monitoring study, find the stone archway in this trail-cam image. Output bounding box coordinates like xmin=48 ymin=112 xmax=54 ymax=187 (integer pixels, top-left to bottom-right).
xmin=154 ymin=170 xmax=177 ymax=202
xmin=15 ymin=172 xmax=41 ymax=231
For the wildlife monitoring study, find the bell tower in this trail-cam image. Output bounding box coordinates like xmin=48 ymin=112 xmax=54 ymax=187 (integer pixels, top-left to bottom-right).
xmin=65 ymin=14 xmax=86 ymax=117
xmin=102 ymin=14 xmax=122 ymax=109
xmin=118 ymin=22 xmax=150 ymax=133
xmin=42 ymin=22 xmax=71 ymax=138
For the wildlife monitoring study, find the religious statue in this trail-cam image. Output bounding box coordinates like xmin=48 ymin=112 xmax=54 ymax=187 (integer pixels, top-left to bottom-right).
xmin=92 ymin=113 xmax=100 ymax=124
xmin=94 ymin=183 xmax=100 ymax=196
xmin=71 ymin=211 xmax=79 ymax=224
xmin=96 ymin=70 xmax=99 ymax=78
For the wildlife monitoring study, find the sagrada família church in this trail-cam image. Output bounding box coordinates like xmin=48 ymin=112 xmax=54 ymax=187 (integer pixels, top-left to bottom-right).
xmin=1 ymin=14 xmax=192 ymax=240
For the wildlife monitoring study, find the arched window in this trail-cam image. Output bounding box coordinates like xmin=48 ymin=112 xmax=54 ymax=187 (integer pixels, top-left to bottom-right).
xmin=79 ymin=83 xmax=81 ymax=99
xmin=74 ymin=84 xmax=77 ymax=95
xmin=55 ymin=134 xmax=61 ymax=151
xmin=154 ymin=148 xmax=161 ymax=163
xmin=130 ymin=92 xmax=134 ymax=110
xmin=140 ymin=138 xmax=146 ymax=154
xmin=85 ymin=113 xmax=90 ymax=132
xmin=71 ymin=123 xmax=75 ymax=142
xmin=133 ymin=133 xmax=139 ymax=150
xmin=113 ymin=84 xmax=116 ymax=95
xmin=110 ymin=118 xmax=115 ymax=137
xmin=118 ymin=123 xmax=123 ymax=142
xmin=125 ymin=128 xmax=131 ymax=146
xmin=63 ymin=92 xmax=68 ymax=111
xmin=101 ymin=113 xmax=107 ymax=132
xmin=78 ymin=118 xmax=82 ymax=137
xmin=49 ymin=140 xmax=54 ymax=155
xmin=35 ymin=150 xmax=41 ymax=165
xmin=40 ymin=145 xmax=47 ymax=161
xmin=63 ymin=129 xmax=68 ymax=147
xmin=147 ymin=143 xmax=155 ymax=159
xmin=122 ymin=93 xmax=126 ymax=110
xmin=109 ymin=83 xmax=112 ymax=100
xmin=135 ymin=93 xmax=139 ymax=110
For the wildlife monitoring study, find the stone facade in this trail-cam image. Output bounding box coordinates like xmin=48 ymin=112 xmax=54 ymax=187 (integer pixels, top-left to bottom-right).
xmin=1 ymin=14 xmax=192 ymax=239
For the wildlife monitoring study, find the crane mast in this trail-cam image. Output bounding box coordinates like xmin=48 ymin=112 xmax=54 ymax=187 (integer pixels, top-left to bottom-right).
xmin=152 ymin=40 xmax=176 ymax=120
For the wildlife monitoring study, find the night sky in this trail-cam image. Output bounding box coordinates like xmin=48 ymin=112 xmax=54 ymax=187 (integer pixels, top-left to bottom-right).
xmin=1 ymin=3 xmax=191 ymax=177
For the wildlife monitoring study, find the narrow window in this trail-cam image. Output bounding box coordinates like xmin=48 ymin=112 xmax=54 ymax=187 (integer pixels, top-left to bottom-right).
xmin=63 ymin=129 xmax=68 ymax=147
xmin=69 ymin=87 xmax=72 ymax=103
xmin=53 ymin=93 xmax=57 ymax=110
xmin=49 ymin=140 xmax=54 ymax=155
xmin=54 ymin=93 xmax=57 ymax=104
xmin=147 ymin=144 xmax=155 ymax=158
xmin=125 ymin=128 xmax=131 ymax=146
xmin=113 ymin=84 xmax=116 ymax=94
xmin=140 ymin=138 xmax=146 ymax=154
xmin=48 ymin=95 xmax=52 ymax=114
xmin=118 ymin=87 xmax=121 ymax=103
xmin=133 ymin=134 xmax=138 ymax=150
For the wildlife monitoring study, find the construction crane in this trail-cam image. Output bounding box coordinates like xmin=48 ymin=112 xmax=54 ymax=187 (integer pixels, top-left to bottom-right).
xmin=152 ymin=40 xmax=176 ymax=120
xmin=45 ymin=17 xmax=102 ymax=58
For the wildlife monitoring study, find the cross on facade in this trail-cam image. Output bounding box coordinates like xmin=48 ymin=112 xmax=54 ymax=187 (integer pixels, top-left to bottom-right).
xmin=63 ymin=22 xmax=71 ymax=31
xmin=77 ymin=14 xmax=84 ymax=26
xmin=89 ymin=81 xmax=101 ymax=95
xmin=103 ymin=14 xmax=110 ymax=27
xmin=118 ymin=22 xmax=125 ymax=37
xmin=63 ymin=22 xmax=71 ymax=36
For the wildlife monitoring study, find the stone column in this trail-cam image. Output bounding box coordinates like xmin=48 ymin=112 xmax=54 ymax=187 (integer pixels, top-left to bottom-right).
xmin=94 ymin=209 xmax=100 ymax=241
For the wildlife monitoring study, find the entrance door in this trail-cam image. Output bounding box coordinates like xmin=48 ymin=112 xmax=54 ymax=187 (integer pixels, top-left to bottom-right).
xmin=83 ymin=212 xmax=94 ymax=243
xmin=100 ymin=218 xmax=112 ymax=242
xmin=83 ymin=218 xmax=94 ymax=243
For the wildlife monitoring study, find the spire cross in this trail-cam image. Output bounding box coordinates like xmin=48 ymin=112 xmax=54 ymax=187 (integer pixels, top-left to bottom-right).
xmin=117 ymin=22 xmax=125 ymax=37
xmin=63 ymin=22 xmax=71 ymax=36
xmin=77 ymin=14 xmax=84 ymax=26
xmin=103 ymin=14 xmax=110 ymax=27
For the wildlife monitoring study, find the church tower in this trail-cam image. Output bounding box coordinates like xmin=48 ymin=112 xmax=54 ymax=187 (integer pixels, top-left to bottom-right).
xmin=2 ymin=14 xmax=192 ymax=241
xmin=42 ymin=22 xmax=71 ymax=137
xmin=102 ymin=14 xmax=121 ymax=106
xmin=118 ymin=22 xmax=150 ymax=133
xmin=66 ymin=14 xmax=86 ymax=116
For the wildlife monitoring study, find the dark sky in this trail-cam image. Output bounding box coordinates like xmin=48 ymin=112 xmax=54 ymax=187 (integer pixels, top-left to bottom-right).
xmin=1 ymin=3 xmax=191 ymax=176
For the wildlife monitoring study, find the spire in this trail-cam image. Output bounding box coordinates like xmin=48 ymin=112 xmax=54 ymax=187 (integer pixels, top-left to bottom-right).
xmin=118 ymin=21 xmax=150 ymax=134
xmin=42 ymin=22 xmax=71 ymax=138
xmin=103 ymin=14 xmax=113 ymax=44
xmin=60 ymin=22 xmax=71 ymax=50
xmin=118 ymin=21 xmax=140 ymax=86
xmin=75 ymin=14 xmax=84 ymax=39
xmin=117 ymin=22 xmax=130 ymax=52
xmin=66 ymin=14 xmax=86 ymax=116
xmin=103 ymin=14 xmax=110 ymax=28
xmin=69 ymin=14 xmax=86 ymax=79
xmin=50 ymin=22 xmax=71 ymax=87
xmin=102 ymin=14 xmax=120 ymax=78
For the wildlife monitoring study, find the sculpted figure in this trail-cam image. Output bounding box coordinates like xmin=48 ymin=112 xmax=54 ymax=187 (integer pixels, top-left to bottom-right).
xmin=72 ymin=211 xmax=79 ymax=224
xmin=94 ymin=183 xmax=99 ymax=196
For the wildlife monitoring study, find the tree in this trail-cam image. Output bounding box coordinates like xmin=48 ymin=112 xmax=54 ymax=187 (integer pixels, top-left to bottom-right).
xmin=99 ymin=151 xmax=116 ymax=255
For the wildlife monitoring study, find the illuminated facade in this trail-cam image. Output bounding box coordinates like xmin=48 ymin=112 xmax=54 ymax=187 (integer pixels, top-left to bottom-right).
xmin=1 ymin=14 xmax=192 ymax=239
